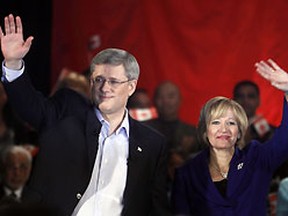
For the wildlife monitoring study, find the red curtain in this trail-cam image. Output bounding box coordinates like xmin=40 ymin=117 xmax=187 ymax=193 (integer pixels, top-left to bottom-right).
xmin=52 ymin=0 xmax=288 ymax=126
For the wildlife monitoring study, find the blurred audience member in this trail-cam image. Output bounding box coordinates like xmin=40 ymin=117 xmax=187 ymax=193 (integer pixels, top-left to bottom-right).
xmin=167 ymin=149 xmax=185 ymax=186
xmin=127 ymin=88 xmax=152 ymax=109
xmin=0 ymin=146 xmax=40 ymax=208
xmin=233 ymin=80 xmax=275 ymax=145
xmin=83 ymin=34 xmax=102 ymax=78
xmin=145 ymin=81 xmax=200 ymax=160
xmin=127 ymin=88 xmax=158 ymax=122
xmin=277 ymin=177 xmax=288 ymax=216
xmin=50 ymin=68 xmax=90 ymax=97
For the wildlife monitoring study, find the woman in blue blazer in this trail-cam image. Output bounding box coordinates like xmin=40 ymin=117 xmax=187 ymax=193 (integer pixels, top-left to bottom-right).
xmin=172 ymin=59 xmax=288 ymax=216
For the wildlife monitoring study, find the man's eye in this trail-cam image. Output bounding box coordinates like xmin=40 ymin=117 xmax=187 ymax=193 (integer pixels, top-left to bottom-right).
xmin=109 ymin=80 xmax=119 ymax=85
xmin=247 ymin=94 xmax=257 ymax=99
xmin=95 ymin=77 xmax=104 ymax=83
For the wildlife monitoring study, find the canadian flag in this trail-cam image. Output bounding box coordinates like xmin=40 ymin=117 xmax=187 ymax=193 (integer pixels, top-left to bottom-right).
xmin=129 ymin=107 xmax=158 ymax=121
xmin=252 ymin=115 xmax=271 ymax=137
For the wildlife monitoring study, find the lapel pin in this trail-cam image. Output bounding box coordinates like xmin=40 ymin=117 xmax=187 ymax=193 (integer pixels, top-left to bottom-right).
xmin=237 ymin=162 xmax=244 ymax=170
xmin=137 ymin=147 xmax=142 ymax=152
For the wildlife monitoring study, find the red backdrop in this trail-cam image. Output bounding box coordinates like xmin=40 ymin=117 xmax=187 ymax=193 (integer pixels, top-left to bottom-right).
xmin=51 ymin=0 xmax=288 ymax=126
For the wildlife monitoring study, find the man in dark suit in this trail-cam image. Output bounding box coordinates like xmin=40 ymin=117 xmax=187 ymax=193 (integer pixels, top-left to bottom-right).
xmin=0 ymin=145 xmax=40 ymax=207
xmin=0 ymin=14 xmax=171 ymax=216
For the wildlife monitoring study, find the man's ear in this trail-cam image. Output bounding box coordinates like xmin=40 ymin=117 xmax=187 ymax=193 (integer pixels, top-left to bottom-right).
xmin=128 ymin=80 xmax=138 ymax=96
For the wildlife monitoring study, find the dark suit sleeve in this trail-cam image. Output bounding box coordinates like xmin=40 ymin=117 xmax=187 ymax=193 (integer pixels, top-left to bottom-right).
xmin=3 ymin=73 xmax=48 ymax=129
xmin=151 ymin=139 xmax=173 ymax=216
xmin=3 ymin=72 xmax=88 ymax=131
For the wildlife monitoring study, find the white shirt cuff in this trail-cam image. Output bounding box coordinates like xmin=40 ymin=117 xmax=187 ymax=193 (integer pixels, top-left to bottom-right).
xmin=1 ymin=60 xmax=25 ymax=82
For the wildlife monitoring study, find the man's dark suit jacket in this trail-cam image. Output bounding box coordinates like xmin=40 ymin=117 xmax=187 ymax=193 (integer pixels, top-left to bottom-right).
xmin=3 ymin=74 xmax=171 ymax=216
xmin=0 ymin=184 xmax=41 ymax=205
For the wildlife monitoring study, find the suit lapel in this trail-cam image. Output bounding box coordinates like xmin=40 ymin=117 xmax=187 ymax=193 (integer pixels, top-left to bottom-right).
xmin=122 ymin=119 xmax=144 ymax=214
xmin=0 ymin=186 xmax=5 ymax=199
xmin=85 ymin=109 xmax=102 ymax=173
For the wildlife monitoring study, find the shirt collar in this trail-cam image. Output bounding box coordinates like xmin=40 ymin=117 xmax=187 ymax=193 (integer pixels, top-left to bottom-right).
xmin=4 ymin=186 xmax=23 ymax=198
xmin=95 ymin=108 xmax=129 ymax=137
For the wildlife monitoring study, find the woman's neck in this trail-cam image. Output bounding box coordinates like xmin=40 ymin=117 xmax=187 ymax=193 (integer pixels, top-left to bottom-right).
xmin=209 ymin=148 xmax=234 ymax=169
xmin=209 ymin=148 xmax=234 ymax=180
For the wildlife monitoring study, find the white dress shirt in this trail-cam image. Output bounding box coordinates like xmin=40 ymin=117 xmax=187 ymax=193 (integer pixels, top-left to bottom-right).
xmin=4 ymin=186 xmax=23 ymax=201
xmin=72 ymin=109 xmax=129 ymax=216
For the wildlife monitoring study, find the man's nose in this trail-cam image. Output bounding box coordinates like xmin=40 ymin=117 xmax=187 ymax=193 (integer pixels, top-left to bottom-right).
xmin=100 ymin=80 xmax=111 ymax=90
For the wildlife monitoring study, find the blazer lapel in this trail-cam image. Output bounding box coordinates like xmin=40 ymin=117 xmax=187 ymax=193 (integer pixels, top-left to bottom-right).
xmin=196 ymin=150 xmax=228 ymax=204
xmin=199 ymin=147 xmax=250 ymax=206
xmin=195 ymin=149 xmax=236 ymax=206
xmin=227 ymin=147 xmax=249 ymax=199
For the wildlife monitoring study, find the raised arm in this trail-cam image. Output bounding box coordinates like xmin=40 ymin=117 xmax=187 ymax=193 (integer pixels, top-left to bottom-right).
xmin=255 ymin=59 xmax=288 ymax=101
xmin=255 ymin=59 xmax=288 ymax=172
xmin=0 ymin=14 xmax=33 ymax=70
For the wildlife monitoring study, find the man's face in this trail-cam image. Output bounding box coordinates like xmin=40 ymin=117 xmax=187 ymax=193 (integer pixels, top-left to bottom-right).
xmin=234 ymin=85 xmax=259 ymax=118
xmin=4 ymin=153 xmax=31 ymax=191
xmin=90 ymin=64 xmax=137 ymax=118
xmin=154 ymin=83 xmax=181 ymax=120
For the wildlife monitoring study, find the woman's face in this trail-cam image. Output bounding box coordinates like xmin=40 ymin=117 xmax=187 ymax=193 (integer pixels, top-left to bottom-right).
xmin=207 ymin=109 xmax=239 ymax=149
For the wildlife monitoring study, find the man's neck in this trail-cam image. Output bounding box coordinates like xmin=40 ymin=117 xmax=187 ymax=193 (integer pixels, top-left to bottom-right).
xmin=102 ymin=110 xmax=126 ymax=135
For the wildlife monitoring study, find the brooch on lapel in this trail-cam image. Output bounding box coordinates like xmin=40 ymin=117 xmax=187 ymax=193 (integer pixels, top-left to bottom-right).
xmin=237 ymin=162 xmax=244 ymax=170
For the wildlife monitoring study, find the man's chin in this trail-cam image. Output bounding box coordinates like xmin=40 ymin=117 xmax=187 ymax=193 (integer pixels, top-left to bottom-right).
xmin=8 ymin=184 xmax=21 ymax=191
xmin=98 ymin=104 xmax=112 ymax=113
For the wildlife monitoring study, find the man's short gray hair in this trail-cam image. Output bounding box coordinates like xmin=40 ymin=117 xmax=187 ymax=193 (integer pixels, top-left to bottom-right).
xmin=90 ymin=48 xmax=140 ymax=80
